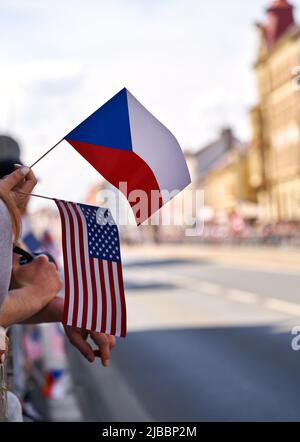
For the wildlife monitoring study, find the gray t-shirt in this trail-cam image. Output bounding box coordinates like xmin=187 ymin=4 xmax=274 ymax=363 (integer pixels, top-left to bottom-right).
xmin=0 ymin=200 xmax=12 ymax=310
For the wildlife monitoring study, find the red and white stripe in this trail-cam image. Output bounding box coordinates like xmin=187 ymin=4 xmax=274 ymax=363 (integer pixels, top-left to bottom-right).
xmin=55 ymin=200 xmax=126 ymax=337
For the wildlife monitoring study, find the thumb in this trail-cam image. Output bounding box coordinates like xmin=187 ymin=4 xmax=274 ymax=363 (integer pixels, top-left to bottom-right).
xmin=33 ymin=254 xmax=49 ymax=263
xmin=1 ymin=166 xmax=30 ymax=191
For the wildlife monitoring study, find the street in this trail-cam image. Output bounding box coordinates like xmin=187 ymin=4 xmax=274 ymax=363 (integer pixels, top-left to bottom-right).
xmin=67 ymin=247 xmax=300 ymax=422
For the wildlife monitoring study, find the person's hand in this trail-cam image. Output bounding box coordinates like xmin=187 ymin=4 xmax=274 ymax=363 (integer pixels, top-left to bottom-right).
xmin=12 ymin=253 xmax=63 ymax=310
xmin=0 ymin=256 xmax=63 ymax=328
xmin=64 ymin=326 xmax=116 ymax=367
xmin=0 ymin=165 xmax=37 ymax=214
xmin=19 ymin=298 xmax=117 ymax=368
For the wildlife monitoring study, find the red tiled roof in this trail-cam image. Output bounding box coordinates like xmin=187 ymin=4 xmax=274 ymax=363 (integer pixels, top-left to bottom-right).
xmin=264 ymin=0 xmax=295 ymax=47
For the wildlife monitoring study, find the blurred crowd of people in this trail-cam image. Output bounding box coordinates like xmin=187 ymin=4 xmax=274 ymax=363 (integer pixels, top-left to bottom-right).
xmin=122 ymin=220 xmax=300 ymax=248
xmin=197 ymin=221 xmax=300 ymax=247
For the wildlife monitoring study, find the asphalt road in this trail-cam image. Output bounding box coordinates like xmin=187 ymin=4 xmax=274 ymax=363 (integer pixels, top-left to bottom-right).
xmin=67 ymin=254 xmax=300 ymax=422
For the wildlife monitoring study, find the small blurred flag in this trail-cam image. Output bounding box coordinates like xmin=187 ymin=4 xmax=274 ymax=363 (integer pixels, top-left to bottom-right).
xmin=55 ymin=200 xmax=126 ymax=337
xmin=41 ymin=369 xmax=65 ymax=399
xmin=23 ymin=326 xmax=43 ymax=362
xmin=49 ymin=323 xmax=65 ymax=360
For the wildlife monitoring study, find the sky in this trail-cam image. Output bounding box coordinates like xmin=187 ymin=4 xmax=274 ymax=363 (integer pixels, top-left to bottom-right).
xmin=0 ymin=0 xmax=300 ymax=209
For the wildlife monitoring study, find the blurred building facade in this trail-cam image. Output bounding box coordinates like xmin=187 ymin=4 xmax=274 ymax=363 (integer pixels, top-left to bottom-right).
xmin=84 ymin=1 xmax=300 ymax=243
xmin=249 ymin=0 xmax=300 ymax=221
xmin=192 ymin=128 xmax=256 ymax=222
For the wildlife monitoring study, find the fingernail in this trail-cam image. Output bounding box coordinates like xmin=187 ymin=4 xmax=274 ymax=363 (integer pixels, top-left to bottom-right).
xmin=20 ymin=166 xmax=30 ymax=176
xmin=103 ymin=359 xmax=110 ymax=367
xmin=14 ymin=163 xmax=22 ymax=169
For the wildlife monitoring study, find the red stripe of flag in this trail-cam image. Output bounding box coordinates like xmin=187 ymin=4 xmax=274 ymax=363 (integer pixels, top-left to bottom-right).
xmin=108 ymin=261 xmax=117 ymax=336
xmin=89 ymin=257 xmax=98 ymax=331
xmin=64 ymin=202 xmax=80 ymax=326
xmin=98 ymin=260 xmax=107 ymax=333
xmin=55 ymin=201 xmax=70 ymax=325
xmin=71 ymin=203 xmax=89 ymax=329
xmin=117 ymin=263 xmax=127 ymax=338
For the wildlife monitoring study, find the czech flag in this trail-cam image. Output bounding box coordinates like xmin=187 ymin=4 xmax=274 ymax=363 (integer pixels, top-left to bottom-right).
xmin=64 ymin=88 xmax=191 ymax=224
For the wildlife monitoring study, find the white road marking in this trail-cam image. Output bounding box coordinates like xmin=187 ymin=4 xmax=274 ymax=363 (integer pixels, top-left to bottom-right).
xmin=126 ymin=268 xmax=300 ymax=317
xmin=220 ymin=263 xmax=300 ymax=277
xmin=227 ymin=289 xmax=259 ymax=305
xmin=197 ymin=282 xmax=223 ymax=295
xmin=264 ymin=298 xmax=300 ymax=317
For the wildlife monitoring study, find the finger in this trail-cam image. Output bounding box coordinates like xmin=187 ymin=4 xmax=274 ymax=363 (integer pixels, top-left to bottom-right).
xmin=33 ymin=254 xmax=50 ymax=265
xmin=31 ymin=255 xmax=55 ymax=271
xmin=93 ymin=349 xmax=111 ymax=367
xmin=14 ymin=164 xmax=37 ymax=193
xmin=68 ymin=332 xmax=95 ymax=363
xmin=20 ymin=168 xmax=37 ymax=194
xmin=90 ymin=333 xmax=111 ymax=367
xmin=1 ymin=166 xmax=30 ymax=191
xmin=108 ymin=335 xmax=116 ymax=350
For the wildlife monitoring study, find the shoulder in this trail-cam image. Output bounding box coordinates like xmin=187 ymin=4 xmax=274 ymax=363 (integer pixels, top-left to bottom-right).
xmin=0 ymin=199 xmax=12 ymax=231
xmin=0 ymin=199 xmax=13 ymax=309
xmin=0 ymin=199 xmax=12 ymax=249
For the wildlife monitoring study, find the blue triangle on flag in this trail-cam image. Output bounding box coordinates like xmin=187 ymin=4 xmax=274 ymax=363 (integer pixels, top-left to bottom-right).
xmin=65 ymin=88 xmax=133 ymax=151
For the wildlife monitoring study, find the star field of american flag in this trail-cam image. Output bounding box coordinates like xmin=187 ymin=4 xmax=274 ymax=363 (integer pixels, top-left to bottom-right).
xmin=80 ymin=204 xmax=121 ymax=262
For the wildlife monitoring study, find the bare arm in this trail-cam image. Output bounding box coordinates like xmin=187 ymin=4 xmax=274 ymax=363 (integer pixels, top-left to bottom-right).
xmin=0 ymin=285 xmax=50 ymax=328
xmin=21 ymin=296 xmax=63 ymax=324
xmin=0 ymin=255 xmax=62 ymax=328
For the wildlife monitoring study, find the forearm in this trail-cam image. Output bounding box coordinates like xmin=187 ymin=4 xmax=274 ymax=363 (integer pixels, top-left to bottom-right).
xmin=21 ymin=297 xmax=64 ymax=324
xmin=0 ymin=285 xmax=44 ymax=328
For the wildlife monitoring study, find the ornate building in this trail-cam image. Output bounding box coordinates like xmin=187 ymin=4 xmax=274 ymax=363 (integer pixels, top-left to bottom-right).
xmin=249 ymin=0 xmax=300 ymax=221
xmin=194 ymin=128 xmax=255 ymax=221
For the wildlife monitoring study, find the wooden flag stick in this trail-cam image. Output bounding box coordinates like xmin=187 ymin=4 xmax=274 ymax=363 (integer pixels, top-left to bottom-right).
xmin=16 ymin=191 xmax=55 ymax=202
xmin=30 ymin=138 xmax=64 ymax=168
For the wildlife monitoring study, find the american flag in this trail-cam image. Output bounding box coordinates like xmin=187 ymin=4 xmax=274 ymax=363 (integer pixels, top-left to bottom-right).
xmin=55 ymin=200 xmax=126 ymax=337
